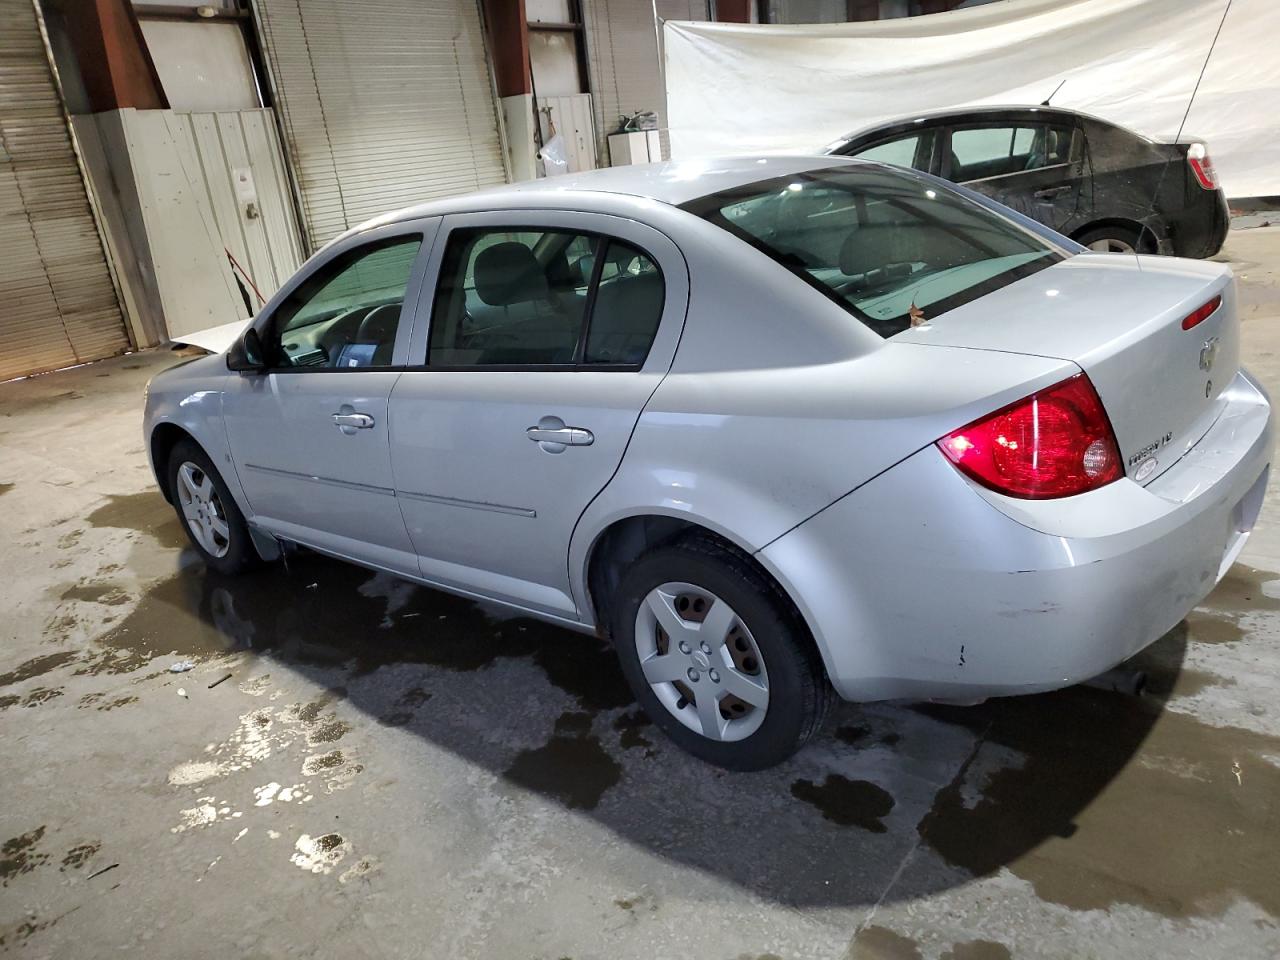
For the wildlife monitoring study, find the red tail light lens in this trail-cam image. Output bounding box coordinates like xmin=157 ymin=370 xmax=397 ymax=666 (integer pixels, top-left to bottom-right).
xmin=1181 ymin=294 xmax=1221 ymax=330
xmin=1187 ymin=142 xmax=1218 ymax=190
xmin=937 ymin=374 xmax=1123 ymax=499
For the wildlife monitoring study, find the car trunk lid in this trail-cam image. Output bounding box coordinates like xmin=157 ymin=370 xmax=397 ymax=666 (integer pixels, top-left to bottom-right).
xmin=895 ymin=253 xmax=1238 ymax=483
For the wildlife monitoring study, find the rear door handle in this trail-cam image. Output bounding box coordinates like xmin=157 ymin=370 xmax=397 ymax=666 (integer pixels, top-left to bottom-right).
xmin=526 ymin=417 xmax=593 ymax=452
xmin=526 ymin=427 xmax=594 ymax=445
xmin=1033 ymin=185 xmax=1073 ymax=199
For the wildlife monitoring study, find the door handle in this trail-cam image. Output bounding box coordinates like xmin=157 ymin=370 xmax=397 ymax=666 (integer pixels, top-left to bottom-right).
xmin=1033 ymin=185 xmax=1073 ymax=199
xmin=332 ymin=411 xmax=375 ymax=430
xmin=526 ymin=426 xmax=593 ymax=445
xmin=526 ymin=416 xmax=593 ymax=452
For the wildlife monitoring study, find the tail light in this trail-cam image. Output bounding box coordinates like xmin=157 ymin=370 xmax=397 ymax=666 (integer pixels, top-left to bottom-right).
xmin=937 ymin=374 xmax=1123 ymax=499
xmin=1187 ymin=142 xmax=1219 ymax=191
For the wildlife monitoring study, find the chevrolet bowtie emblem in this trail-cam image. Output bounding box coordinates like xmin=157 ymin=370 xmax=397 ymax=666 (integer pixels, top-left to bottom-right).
xmin=1199 ymin=336 xmax=1220 ymax=372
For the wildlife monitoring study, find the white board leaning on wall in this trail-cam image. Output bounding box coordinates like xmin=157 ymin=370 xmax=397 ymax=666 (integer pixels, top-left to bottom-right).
xmin=664 ymin=0 xmax=1280 ymax=198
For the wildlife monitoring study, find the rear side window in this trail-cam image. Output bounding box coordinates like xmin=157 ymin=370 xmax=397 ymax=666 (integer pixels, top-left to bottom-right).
xmin=949 ymin=124 xmax=1074 ymax=181
xmin=682 ymin=165 xmax=1067 ymax=338
xmin=428 ymin=228 xmax=663 ymax=368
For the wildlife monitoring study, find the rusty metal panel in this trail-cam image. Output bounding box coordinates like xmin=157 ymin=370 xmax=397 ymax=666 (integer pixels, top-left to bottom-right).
xmin=0 ymin=0 xmax=128 ymax=380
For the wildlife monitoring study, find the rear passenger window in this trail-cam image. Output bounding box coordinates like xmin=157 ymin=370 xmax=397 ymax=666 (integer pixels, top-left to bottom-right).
xmin=949 ymin=124 xmax=1073 ymax=181
xmin=584 ymin=242 xmax=662 ymax=365
xmin=427 ymin=228 xmax=663 ymax=368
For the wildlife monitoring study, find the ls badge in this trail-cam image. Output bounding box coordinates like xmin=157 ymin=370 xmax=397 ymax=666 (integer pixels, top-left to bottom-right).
xmin=1200 ymin=336 xmax=1220 ymax=372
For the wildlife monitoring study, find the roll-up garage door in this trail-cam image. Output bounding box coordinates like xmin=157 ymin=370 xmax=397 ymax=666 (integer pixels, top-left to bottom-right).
xmin=0 ymin=0 xmax=129 ymax=381
xmin=253 ymin=0 xmax=508 ymax=250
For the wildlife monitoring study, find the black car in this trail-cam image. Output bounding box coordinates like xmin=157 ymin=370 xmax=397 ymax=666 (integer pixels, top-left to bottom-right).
xmin=824 ymin=105 xmax=1229 ymax=258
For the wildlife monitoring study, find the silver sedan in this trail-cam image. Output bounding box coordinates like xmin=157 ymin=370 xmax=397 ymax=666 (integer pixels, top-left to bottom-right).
xmin=143 ymin=157 xmax=1272 ymax=769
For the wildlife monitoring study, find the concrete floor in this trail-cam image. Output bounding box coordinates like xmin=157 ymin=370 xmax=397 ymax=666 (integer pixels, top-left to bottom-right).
xmin=3 ymin=230 xmax=1280 ymax=960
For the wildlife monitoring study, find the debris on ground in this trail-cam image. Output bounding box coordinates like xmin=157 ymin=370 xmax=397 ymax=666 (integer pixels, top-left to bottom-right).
xmin=177 ymin=687 xmax=188 ymax=699
xmin=169 ymin=660 xmax=194 ymax=673
xmin=207 ymin=673 xmax=233 ymax=689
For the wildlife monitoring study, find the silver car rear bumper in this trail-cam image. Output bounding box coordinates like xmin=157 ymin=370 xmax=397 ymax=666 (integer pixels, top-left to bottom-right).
xmin=761 ymin=369 xmax=1273 ymax=702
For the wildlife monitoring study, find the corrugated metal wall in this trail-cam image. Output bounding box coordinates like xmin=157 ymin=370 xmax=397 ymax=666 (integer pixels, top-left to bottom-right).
xmin=0 ymin=0 xmax=129 ymax=381
xmin=253 ymin=0 xmax=508 ymax=250
xmin=583 ymin=0 xmax=708 ymax=165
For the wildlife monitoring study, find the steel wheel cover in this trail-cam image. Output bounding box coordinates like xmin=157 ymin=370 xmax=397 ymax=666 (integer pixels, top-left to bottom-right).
xmin=634 ymin=581 xmax=769 ymax=742
xmin=175 ymin=461 xmax=231 ymax=558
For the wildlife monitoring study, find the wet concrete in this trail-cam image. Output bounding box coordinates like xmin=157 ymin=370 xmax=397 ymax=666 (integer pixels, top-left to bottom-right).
xmin=4 ymin=228 xmax=1280 ymax=958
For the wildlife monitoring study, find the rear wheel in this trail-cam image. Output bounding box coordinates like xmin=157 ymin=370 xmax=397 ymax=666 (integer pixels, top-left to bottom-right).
xmin=167 ymin=439 xmax=255 ymax=575
xmin=609 ymin=535 xmax=832 ymax=770
xmin=1076 ymin=224 xmax=1145 ymax=254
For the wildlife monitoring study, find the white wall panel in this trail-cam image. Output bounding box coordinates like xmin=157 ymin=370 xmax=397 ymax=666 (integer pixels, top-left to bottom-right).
xmin=116 ymin=108 xmax=303 ymax=340
xmin=583 ymin=0 xmax=708 ymax=165
xmin=536 ymin=94 xmax=597 ymax=173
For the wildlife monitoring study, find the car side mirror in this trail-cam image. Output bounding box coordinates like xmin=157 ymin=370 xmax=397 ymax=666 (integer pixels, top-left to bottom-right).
xmin=226 ymin=327 xmax=266 ymax=373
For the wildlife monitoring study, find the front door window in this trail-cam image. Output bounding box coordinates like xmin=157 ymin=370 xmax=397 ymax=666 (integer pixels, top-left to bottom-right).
xmin=266 ymin=236 xmax=423 ymax=369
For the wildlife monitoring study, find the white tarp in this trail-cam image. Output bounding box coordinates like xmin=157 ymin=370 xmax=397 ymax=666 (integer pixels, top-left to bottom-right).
xmin=665 ymin=0 xmax=1280 ymax=198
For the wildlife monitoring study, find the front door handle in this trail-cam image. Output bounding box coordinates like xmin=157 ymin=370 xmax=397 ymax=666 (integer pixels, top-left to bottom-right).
xmin=1033 ymin=185 xmax=1073 ymax=199
xmin=526 ymin=416 xmax=593 ymax=453
xmin=332 ymin=408 xmax=375 ymax=434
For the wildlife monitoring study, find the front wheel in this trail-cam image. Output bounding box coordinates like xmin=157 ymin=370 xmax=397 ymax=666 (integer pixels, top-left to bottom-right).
xmin=167 ymin=439 xmax=256 ymax=575
xmin=609 ymin=535 xmax=833 ymax=770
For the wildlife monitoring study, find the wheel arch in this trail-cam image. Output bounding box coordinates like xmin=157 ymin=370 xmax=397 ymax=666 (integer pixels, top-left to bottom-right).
xmin=581 ymin=512 xmax=830 ymax=682
xmin=1070 ymin=217 xmax=1158 ymax=251
xmin=149 ymin=422 xmax=197 ymax=504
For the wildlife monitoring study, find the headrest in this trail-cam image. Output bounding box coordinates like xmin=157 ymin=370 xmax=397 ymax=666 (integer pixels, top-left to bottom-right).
xmin=358 ymin=303 xmax=401 ymax=343
xmin=474 ymin=242 xmax=548 ymax=306
xmin=840 ymin=227 xmax=892 ymax=276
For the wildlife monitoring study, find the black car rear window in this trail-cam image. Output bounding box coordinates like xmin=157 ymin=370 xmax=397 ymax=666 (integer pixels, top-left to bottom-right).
xmin=681 ymin=165 xmax=1068 ymax=337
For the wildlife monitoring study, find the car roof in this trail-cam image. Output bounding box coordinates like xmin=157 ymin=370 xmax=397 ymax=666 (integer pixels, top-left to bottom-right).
xmin=829 ymin=104 xmax=1114 ymax=147
xmin=333 ymin=156 xmax=862 ymax=245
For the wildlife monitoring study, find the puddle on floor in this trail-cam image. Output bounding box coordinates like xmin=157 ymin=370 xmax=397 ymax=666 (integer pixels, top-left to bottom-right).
xmin=850 ymin=925 xmax=922 ymax=959
xmin=917 ymin=672 xmax=1280 ymax=918
xmin=0 ymin=652 xmax=79 ymax=689
xmin=85 ymin=491 xmax=188 ymax=550
xmin=504 ymin=711 xmax=622 ymax=811
xmin=63 ymin=547 xmax=633 ymax=719
xmin=790 ymin=775 xmax=894 ymax=833
xmin=58 ymin=582 xmax=131 ymax=606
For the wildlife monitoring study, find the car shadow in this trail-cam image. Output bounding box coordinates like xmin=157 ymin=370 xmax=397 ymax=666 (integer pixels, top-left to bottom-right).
xmin=83 ymin=497 xmax=1208 ymax=911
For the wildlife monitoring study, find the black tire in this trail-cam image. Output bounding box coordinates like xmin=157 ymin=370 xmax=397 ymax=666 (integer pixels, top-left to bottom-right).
xmin=608 ymin=534 xmax=833 ymax=770
xmin=1075 ymin=224 xmax=1149 ymax=255
xmin=166 ymin=438 xmax=256 ymax=575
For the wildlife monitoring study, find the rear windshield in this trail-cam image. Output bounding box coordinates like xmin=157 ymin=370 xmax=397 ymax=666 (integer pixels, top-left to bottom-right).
xmin=682 ymin=165 xmax=1068 ymax=337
